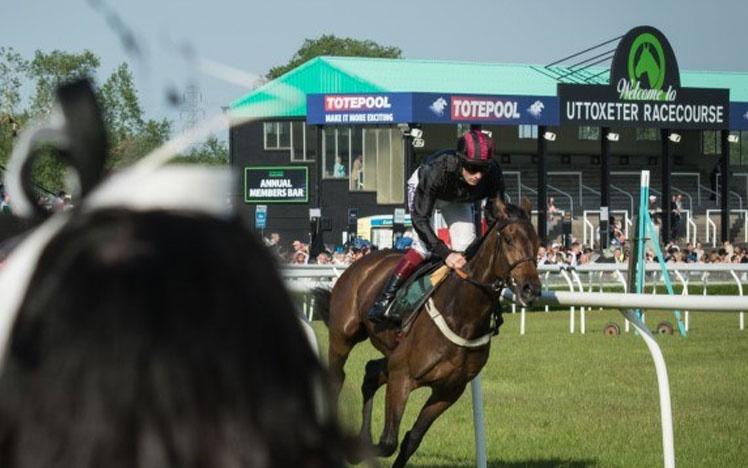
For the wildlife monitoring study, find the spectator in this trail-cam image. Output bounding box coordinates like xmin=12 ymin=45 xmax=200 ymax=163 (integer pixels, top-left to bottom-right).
xmin=568 ymin=241 xmax=581 ymax=266
xmin=350 ymin=155 xmax=364 ymax=190
xmin=723 ymin=240 xmax=734 ymax=257
xmin=547 ymin=197 xmax=558 ymax=216
xmin=316 ymin=250 xmax=332 ymax=264
xmin=671 ymin=194 xmax=682 ymax=240
xmin=537 ymin=246 xmax=548 ymax=265
xmin=612 ymin=247 xmax=625 ymax=263
xmin=333 ymin=155 xmax=346 ymax=178
xmin=0 ymin=192 xmax=11 ymax=214
xmin=292 ymin=250 xmax=309 ymax=264
xmin=264 ymin=231 xmax=286 ymax=259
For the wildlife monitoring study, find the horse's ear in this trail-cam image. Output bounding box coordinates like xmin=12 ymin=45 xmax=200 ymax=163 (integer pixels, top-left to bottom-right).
xmin=492 ymin=198 xmax=509 ymax=220
xmin=520 ymin=197 xmax=533 ymax=217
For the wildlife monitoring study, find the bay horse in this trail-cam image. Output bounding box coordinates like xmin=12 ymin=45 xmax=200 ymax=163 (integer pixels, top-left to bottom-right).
xmin=314 ymin=199 xmax=541 ymax=467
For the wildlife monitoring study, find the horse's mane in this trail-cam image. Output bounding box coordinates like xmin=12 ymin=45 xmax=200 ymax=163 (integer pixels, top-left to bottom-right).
xmin=501 ymin=203 xmax=531 ymax=222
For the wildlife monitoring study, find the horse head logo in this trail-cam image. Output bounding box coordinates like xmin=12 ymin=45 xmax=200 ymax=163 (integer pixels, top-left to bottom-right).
xmin=628 ymin=33 xmax=666 ymax=90
xmin=429 ymin=97 xmax=448 ymax=116
xmin=527 ymin=100 xmax=544 ymax=118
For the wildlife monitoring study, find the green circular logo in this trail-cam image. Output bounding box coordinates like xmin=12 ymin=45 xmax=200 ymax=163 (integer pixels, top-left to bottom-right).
xmin=627 ymin=32 xmax=666 ymax=90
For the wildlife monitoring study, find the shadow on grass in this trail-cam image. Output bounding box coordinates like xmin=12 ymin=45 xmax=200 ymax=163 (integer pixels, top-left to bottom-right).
xmin=411 ymin=459 xmax=598 ymax=468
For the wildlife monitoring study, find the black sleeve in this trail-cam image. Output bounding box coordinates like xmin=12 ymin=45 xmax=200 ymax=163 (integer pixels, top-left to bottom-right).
xmin=412 ymin=165 xmax=452 ymax=260
xmin=483 ymin=159 xmax=506 ymax=224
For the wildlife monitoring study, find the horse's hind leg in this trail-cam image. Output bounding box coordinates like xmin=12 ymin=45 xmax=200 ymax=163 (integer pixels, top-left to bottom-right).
xmin=328 ymin=331 xmax=354 ymax=401
xmin=391 ymin=385 xmax=465 ymax=468
xmin=360 ymin=358 xmax=387 ymax=445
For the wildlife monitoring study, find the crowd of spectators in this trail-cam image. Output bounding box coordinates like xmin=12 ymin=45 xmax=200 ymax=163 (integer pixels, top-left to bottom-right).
xmin=271 ymin=227 xmax=748 ymax=267
xmin=0 ymin=185 xmax=74 ymax=215
xmin=536 ymin=240 xmax=748 ymax=265
xmin=264 ymin=232 xmax=378 ymax=266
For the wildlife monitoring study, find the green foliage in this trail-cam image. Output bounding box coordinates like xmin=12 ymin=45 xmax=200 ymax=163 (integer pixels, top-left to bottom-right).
xmin=314 ymin=309 xmax=748 ymax=467
xmin=0 ymin=47 xmax=28 ymax=115
xmin=27 ymin=49 xmax=100 ymax=116
xmin=267 ymin=34 xmax=402 ymax=79
xmin=172 ymin=135 xmax=228 ymax=166
xmin=98 ymin=63 xmax=144 ymax=140
xmin=107 ymin=118 xmax=172 ymax=170
xmin=0 ymin=47 xmax=230 ymax=192
xmin=0 ymin=47 xmax=29 ymax=170
xmin=29 ymin=149 xmax=66 ymax=194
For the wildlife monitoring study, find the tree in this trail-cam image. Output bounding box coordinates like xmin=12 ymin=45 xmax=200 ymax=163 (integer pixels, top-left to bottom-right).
xmin=174 ymin=135 xmax=228 ymax=166
xmin=266 ymin=34 xmax=402 ymax=79
xmin=98 ymin=63 xmax=144 ymax=141
xmin=108 ymin=118 xmax=172 ymax=170
xmin=0 ymin=47 xmax=28 ymax=117
xmin=0 ymin=47 xmax=28 ymax=169
xmin=27 ymin=49 xmax=100 ymax=116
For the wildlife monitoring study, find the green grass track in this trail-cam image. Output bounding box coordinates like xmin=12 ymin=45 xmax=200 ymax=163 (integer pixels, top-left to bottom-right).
xmin=312 ymin=309 xmax=748 ymax=467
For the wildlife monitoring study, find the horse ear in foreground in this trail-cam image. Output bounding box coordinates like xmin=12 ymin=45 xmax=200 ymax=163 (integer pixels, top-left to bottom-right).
xmin=315 ymin=203 xmax=541 ymax=467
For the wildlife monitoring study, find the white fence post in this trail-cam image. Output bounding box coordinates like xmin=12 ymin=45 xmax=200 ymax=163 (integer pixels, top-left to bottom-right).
xmin=730 ymin=270 xmax=744 ymax=331
xmin=470 ymin=377 xmax=488 ymax=468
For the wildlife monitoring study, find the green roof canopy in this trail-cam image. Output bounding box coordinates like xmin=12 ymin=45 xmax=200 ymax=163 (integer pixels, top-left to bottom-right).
xmin=230 ymin=56 xmax=748 ymax=119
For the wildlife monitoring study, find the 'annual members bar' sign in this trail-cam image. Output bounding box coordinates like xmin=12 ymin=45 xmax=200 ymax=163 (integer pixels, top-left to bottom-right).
xmin=559 ymin=26 xmax=729 ymax=130
xmin=244 ymin=167 xmax=308 ymax=203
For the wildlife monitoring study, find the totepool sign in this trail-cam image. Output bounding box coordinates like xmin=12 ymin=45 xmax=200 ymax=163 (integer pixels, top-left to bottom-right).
xmin=559 ymin=26 xmax=729 ymax=129
xmin=307 ymin=93 xmax=559 ymax=126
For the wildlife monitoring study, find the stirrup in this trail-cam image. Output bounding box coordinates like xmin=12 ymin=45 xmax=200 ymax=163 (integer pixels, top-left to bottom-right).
xmin=368 ymin=300 xmax=397 ymax=323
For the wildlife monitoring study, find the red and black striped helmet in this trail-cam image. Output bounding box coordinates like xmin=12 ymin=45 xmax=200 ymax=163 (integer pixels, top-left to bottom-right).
xmin=457 ymin=125 xmax=495 ymax=165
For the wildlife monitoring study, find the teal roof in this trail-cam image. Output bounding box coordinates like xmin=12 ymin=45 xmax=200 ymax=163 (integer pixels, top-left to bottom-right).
xmin=230 ymin=56 xmax=748 ymax=118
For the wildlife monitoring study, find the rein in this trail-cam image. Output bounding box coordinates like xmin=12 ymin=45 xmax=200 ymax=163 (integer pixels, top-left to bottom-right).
xmin=451 ymin=217 xmax=535 ymax=336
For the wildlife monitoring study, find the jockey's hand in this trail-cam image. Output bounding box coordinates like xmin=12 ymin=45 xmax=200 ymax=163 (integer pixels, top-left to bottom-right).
xmin=445 ymin=252 xmax=467 ymax=270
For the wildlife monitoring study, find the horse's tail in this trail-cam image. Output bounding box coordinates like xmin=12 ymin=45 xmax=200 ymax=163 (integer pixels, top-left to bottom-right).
xmin=312 ymin=287 xmax=332 ymax=327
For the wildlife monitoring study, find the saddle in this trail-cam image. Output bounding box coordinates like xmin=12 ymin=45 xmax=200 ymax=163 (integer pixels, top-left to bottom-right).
xmin=387 ymin=259 xmax=449 ymax=329
xmin=387 ymin=235 xmax=485 ymax=327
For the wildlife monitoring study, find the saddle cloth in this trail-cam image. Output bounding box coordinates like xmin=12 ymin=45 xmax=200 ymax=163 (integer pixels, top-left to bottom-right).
xmin=388 ymin=260 xmax=450 ymax=325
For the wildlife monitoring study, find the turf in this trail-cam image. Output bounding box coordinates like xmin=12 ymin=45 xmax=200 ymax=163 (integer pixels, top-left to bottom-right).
xmin=312 ymin=309 xmax=748 ymax=467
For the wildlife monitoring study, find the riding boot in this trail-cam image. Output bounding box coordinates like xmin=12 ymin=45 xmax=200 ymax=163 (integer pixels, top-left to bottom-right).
xmin=367 ymin=249 xmax=424 ymax=323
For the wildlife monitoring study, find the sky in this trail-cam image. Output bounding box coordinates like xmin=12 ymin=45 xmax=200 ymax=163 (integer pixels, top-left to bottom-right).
xmin=4 ymin=0 xmax=748 ymax=136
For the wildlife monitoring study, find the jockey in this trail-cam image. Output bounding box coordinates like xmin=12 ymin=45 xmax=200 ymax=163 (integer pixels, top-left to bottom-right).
xmin=368 ymin=125 xmax=505 ymax=323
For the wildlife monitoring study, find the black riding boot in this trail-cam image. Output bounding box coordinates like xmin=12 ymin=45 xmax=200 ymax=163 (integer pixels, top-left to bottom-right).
xmin=367 ymin=274 xmax=407 ymax=323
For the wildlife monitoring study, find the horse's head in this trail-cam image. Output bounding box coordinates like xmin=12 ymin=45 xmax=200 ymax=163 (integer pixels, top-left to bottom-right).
xmin=489 ymin=198 xmax=541 ymax=306
xmin=635 ymin=44 xmax=661 ymax=88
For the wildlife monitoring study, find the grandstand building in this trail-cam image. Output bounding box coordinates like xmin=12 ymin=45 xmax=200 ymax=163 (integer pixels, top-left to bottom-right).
xmin=229 ymin=26 xmax=748 ymax=250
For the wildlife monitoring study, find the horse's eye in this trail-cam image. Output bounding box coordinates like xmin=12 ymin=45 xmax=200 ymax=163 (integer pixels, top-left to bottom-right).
xmin=504 ymin=235 xmax=513 ymax=245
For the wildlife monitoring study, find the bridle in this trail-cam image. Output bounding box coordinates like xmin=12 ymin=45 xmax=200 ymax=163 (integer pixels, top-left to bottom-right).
xmin=453 ymin=218 xmax=536 ymax=302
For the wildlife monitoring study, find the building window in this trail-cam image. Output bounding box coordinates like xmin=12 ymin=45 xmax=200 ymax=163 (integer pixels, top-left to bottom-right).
xmin=578 ymin=126 xmax=599 ymax=141
xmin=322 ymin=127 xmax=363 ymax=179
xmin=729 ymin=131 xmax=748 ymax=166
xmin=263 ymin=121 xmax=291 ymax=150
xmin=636 ymin=128 xmax=660 ymax=141
xmin=702 ymin=130 xmax=720 ymax=155
xmin=362 ymin=128 xmax=404 ymax=204
xmin=290 ymin=122 xmax=309 ymax=161
xmin=518 ymin=125 xmax=538 ymax=139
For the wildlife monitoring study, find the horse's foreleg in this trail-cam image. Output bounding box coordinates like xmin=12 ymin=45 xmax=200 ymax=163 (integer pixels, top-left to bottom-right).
xmin=391 ymin=385 xmax=465 ymax=468
xmin=377 ymin=371 xmax=413 ymax=458
xmin=360 ymin=358 xmax=387 ymax=445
